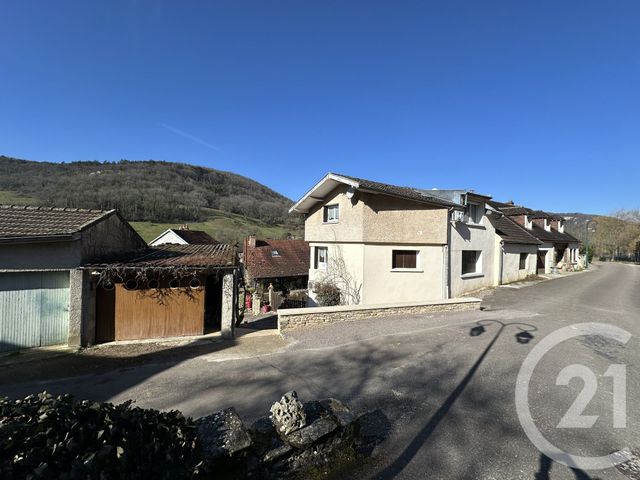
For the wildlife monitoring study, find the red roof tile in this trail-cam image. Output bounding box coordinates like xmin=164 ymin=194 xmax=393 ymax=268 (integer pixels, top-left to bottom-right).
xmin=244 ymin=239 xmax=309 ymax=279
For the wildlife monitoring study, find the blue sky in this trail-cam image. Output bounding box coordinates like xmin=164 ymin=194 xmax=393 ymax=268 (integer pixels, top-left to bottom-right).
xmin=1 ymin=1 xmax=639 ymax=214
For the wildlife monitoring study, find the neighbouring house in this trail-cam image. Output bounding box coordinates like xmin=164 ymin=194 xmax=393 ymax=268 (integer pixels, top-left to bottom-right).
xmin=491 ymin=202 xmax=581 ymax=273
xmin=0 ymin=205 xmax=145 ymax=352
xmin=425 ymin=189 xmax=498 ymax=298
xmin=487 ymin=207 xmax=541 ymax=284
xmin=289 ymin=173 xmax=464 ymax=305
xmin=85 ymin=243 xmax=239 ymax=342
xmin=149 ymin=225 xmax=218 ymax=246
xmin=243 ymin=236 xmax=310 ymax=292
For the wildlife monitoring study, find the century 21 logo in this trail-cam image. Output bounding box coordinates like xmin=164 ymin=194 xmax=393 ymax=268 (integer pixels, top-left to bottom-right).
xmin=515 ymin=323 xmax=631 ymax=471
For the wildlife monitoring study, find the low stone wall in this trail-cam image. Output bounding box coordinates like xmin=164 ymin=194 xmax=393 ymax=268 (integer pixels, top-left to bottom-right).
xmin=278 ymin=298 xmax=482 ymax=332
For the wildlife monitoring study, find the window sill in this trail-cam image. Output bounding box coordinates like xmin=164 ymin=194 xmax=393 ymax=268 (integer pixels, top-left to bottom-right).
xmin=390 ymin=269 xmax=424 ymax=273
xmin=322 ymin=221 xmax=339 ymax=225
xmin=460 ymin=273 xmax=484 ymax=279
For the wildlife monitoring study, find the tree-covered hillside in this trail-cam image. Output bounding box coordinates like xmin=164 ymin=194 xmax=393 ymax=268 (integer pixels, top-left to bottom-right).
xmin=0 ymin=156 xmax=302 ymax=243
xmin=0 ymin=156 xmax=299 ymax=223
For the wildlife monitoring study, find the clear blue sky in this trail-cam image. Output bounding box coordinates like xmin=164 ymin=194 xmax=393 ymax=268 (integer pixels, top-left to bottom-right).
xmin=1 ymin=1 xmax=639 ymax=214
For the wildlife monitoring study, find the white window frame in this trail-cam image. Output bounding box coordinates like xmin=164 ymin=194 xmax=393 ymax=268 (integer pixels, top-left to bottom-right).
xmin=323 ymin=204 xmax=339 ymax=223
xmin=314 ymin=246 xmax=328 ymax=270
xmin=461 ymin=250 xmax=483 ymax=278
xmin=466 ymin=203 xmax=483 ymax=225
xmin=390 ymin=249 xmax=422 ymax=272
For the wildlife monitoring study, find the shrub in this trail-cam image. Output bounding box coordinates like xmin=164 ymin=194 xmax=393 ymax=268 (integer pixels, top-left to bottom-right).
xmin=313 ymin=281 xmax=341 ymax=306
xmin=0 ymin=392 xmax=203 ymax=479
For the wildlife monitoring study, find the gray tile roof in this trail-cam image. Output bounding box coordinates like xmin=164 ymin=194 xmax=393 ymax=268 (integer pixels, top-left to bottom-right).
xmin=0 ymin=205 xmax=114 ymax=240
xmin=491 ymin=215 xmax=541 ymax=245
xmin=334 ymin=174 xmax=462 ymax=209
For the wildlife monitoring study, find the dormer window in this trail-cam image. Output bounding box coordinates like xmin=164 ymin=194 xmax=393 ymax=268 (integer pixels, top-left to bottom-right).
xmin=466 ymin=203 xmax=483 ymax=225
xmin=323 ymin=204 xmax=339 ymax=223
xmin=271 ymin=250 xmax=280 ymax=257
xmin=559 ymin=220 xmax=565 ymax=233
xmin=544 ymin=219 xmax=551 ymax=232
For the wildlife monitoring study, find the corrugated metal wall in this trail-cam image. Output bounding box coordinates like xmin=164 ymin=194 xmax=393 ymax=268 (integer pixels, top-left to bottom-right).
xmin=0 ymin=272 xmax=70 ymax=352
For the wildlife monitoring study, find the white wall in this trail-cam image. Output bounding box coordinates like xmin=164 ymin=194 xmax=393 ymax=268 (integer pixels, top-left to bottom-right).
xmin=499 ymin=243 xmax=538 ymax=284
xmin=308 ymin=242 xmax=365 ymax=305
xmin=149 ymin=230 xmax=187 ymax=246
xmin=449 ymin=213 xmax=497 ymax=297
xmin=362 ymin=244 xmax=444 ymax=304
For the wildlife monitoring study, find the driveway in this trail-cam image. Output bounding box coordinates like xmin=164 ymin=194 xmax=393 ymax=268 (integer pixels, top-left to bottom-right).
xmin=1 ymin=262 xmax=639 ymax=479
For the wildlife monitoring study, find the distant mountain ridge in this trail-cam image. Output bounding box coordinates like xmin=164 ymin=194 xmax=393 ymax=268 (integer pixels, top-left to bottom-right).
xmin=0 ymin=156 xmax=297 ymax=226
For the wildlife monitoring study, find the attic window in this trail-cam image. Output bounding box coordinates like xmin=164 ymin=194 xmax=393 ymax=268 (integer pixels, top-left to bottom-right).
xmin=323 ymin=204 xmax=339 ymax=223
xmin=271 ymin=250 xmax=280 ymax=257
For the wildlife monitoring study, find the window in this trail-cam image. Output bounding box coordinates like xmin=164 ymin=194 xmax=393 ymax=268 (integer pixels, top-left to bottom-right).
xmin=519 ymin=253 xmax=528 ymax=270
xmin=466 ymin=203 xmax=483 ymax=225
xmin=323 ymin=204 xmax=339 ymax=223
xmin=462 ymin=251 xmax=481 ymax=275
xmin=271 ymin=250 xmax=280 ymax=257
xmin=314 ymin=246 xmax=328 ymax=269
xmin=392 ymin=250 xmax=418 ymax=269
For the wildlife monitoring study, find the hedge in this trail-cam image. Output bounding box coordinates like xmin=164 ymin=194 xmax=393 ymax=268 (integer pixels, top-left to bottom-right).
xmin=0 ymin=392 xmax=203 ymax=479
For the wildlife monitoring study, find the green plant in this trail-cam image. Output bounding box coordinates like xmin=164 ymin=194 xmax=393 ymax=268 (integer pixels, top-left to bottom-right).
xmin=313 ymin=281 xmax=341 ymax=306
xmin=0 ymin=392 xmax=203 ymax=479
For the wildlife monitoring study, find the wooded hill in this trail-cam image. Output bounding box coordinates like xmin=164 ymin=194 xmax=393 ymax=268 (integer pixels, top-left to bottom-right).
xmin=0 ymin=156 xmax=302 ymax=243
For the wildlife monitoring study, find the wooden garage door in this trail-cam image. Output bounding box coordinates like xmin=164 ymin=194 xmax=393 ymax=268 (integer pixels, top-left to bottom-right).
xmin=0 ymin=272 xmax=70 ymax=352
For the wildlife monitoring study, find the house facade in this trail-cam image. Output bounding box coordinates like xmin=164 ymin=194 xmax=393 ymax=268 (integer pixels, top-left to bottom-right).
xmin=0 ymin=205 xmax=145 ymax=352
xmin=290 ymin=174 xmax=466 ymax=305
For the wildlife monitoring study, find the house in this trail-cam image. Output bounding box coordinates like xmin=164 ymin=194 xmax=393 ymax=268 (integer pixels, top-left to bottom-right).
xmin=0 ymin=205 xmax=145 ymax=352
xmin=289 ymin=173 xmax=465 ymax=305
xmin=488 ymin=208 xmax=541 ymax=283
xmin=149 ymin=226 xmax=218 ymax=246
xmin=491 ymin=202 xmax=581 ymax=273
xmin=243 ymin=236 xmax=310 ymax=291
xmin=86 ymin=243 xmax=239 ymax=341
xmin=426 ymin=189 xmax=498 ymax=297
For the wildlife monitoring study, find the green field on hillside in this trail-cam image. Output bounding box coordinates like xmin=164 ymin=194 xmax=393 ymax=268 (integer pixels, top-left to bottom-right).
xmin=0 ymin=190 xmax=38 ymax=205
xmin=131 ymin=208 xmax=301 ymax=244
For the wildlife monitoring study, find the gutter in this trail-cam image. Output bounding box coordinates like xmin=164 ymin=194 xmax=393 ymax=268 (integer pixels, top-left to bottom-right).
xmin=444 ymin=207 xmax=454 ymax=299
xmin=498 ymin=240 xmax=505 ymax=285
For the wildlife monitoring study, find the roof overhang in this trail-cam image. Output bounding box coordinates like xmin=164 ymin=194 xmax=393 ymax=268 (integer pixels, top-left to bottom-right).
xmin=289 ymin=173 xmax=359 ymax=214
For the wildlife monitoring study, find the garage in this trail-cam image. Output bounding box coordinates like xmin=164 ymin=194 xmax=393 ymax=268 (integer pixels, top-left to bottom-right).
xmin=0 ymin=271 xmax=70 ymax=352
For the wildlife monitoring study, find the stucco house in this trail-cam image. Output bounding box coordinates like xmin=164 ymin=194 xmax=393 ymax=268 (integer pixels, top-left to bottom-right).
xmin=0 ymin=205 xmax=145 ymax=352
xmin=290 ymin=173 xmax=474 ymax=305
xmin=491 ymin=202 xmax=581 ymax=273
xmin=149 ymin=226 xmax=218 ymax=246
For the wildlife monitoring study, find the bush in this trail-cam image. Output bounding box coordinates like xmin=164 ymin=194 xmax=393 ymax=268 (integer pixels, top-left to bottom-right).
xmin=313 ymin=281 xmax=341 ymax=306
xmin=0 ymin=392 xmax=203 ymax=479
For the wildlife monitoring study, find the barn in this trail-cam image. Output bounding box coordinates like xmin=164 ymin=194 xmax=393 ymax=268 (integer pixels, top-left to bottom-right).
xmin=0 ymin=205 xmax=145 ymax=352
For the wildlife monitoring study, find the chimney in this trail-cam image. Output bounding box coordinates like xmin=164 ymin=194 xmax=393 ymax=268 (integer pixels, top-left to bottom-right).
xmin=506 ymin=200 xmax=515 ymax=205
xmin=179 ymin=224 xmax=189 ymax=230
xmin=247 ymin=235 xmax=257 ymax=248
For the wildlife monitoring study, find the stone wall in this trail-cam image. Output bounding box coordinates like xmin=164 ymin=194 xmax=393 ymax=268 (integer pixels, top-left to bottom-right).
xmin=278 ymin=298 xmax=481 ymax=332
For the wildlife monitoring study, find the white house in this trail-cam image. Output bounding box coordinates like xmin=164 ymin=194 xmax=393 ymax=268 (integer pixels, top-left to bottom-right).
xmin=149 ymin=226 xmax=218 ymax=246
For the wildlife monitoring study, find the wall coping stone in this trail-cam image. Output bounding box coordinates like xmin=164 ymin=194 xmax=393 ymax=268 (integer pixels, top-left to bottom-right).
xmin=278 ymin=297 xmax=481 ymax=317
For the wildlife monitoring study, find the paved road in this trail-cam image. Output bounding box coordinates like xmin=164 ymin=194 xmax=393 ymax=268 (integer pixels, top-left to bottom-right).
xmin=2 ymin=262 xmax=639 ymax=479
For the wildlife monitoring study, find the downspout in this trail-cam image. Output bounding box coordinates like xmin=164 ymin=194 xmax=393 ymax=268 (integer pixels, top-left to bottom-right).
xmin=498 ymin=240 xmax=505 ymax=286
xmin=444 ymin=207 xmax=454 ymax=299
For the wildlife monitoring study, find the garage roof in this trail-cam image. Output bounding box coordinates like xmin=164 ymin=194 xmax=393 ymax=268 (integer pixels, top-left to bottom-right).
xmin=85 ymin=244 xmax=237 ymax=270
xmin=0 ymin=205 xmax=115 ymax=241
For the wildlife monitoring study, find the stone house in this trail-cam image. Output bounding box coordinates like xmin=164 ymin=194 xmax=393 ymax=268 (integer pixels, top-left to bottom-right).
xmin=0 ymin=205 xmax=145 ymax=352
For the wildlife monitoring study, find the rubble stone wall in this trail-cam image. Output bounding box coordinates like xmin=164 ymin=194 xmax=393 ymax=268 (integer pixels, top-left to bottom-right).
xmin=278 ymin=298 xmax=481 ymax=332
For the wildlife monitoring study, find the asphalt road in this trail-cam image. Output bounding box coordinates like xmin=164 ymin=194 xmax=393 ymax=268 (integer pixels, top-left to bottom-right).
xmin=2 ymin=262 xmax=639 ymax=479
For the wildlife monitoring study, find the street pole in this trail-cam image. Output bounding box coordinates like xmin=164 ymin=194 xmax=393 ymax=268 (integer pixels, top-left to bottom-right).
xmin=585 ymin=220 xmax=591 ymax=269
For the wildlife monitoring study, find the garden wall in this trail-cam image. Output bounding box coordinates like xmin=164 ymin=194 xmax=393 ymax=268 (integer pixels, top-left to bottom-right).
xmin=278 ymin=298 xmax=481 ymax=332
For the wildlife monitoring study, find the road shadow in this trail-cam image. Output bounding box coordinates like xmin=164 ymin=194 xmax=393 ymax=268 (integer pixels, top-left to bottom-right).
xmin=534 ymin=454 xmax=602 ymax=480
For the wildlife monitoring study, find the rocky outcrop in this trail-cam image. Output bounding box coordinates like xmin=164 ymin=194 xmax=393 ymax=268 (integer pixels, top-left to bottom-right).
xmin=194 ymin=391 xmax=388 ymax=478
